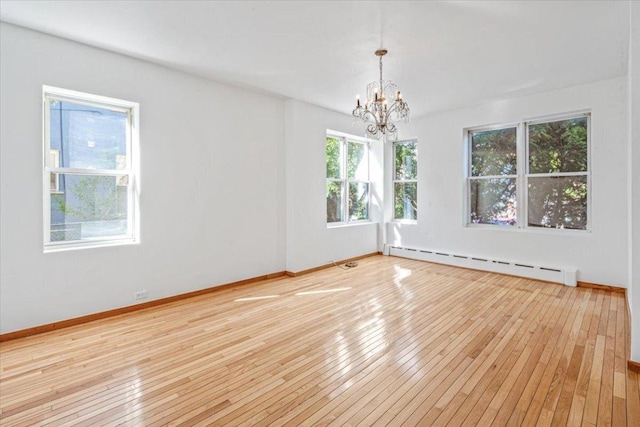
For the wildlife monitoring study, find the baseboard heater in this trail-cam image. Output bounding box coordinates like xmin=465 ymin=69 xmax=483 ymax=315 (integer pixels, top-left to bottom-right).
xmin=388 ymin=245 xmax=577 ymax=286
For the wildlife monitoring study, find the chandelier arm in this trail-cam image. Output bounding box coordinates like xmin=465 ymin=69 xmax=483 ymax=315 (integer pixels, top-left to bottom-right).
xmin=386 ymin=121 xmax=397 ymax=135
xmin=361 ymin=108 xmax=382 ymax=126
xmin=367 ymin=123 xmax=380 ymax=137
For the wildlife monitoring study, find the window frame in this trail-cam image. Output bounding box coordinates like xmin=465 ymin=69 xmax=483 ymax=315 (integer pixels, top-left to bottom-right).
xmin=393 ymin=139 xmax=418 ymax=223
xmin=326 ymin=130 xmax=371 ymax=226
xmin=465 ymin=111 xmax=591 ymax=232
xmin=43 ymin=85 xmax=140 ymax=252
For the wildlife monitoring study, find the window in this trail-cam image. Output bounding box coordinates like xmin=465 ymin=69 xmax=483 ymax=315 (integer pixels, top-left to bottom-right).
xmin=466 ymin=112 xmax=590 ymax=231
xmin=43 ymin=86 xmax=139 ymax=250
xmin=326 ymin=132 xmax=370 ymax=224
xmin=526 ymin=116 xmax=589 ymax=230
xmin=393 ymin=140 xmax=418 ymax=221
xmin=468 ymin=127 xmax=518 ymax=226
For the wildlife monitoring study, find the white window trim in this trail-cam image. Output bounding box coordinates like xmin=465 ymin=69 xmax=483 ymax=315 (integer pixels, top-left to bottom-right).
xmin=326 ymin=130 xmax=372 ymax=227
xmin=464 ymin=111 xmax=591 ymax=232
xmin=43 ymin=85 xmax=140 ymax=252
xmin=393 ymin=139 xmax=418 ymax=223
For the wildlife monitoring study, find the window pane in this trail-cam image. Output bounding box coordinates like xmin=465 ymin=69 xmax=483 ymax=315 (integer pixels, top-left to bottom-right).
xmin=528 ymin=175 xmax=587 ymax=230
xmin=50 ymin=174 xmax=129 ymax=242
xmin=326 ymin=181 xmax=344 ymax=223
xmin=49 ymin=99 xmax=128 ymax=170
xmin=395 ymin=141 xmax=417 ymax=180
xmin=469 ymin=178 xmax=517 ymax=226
xmin=347 ymin=141 xmax=368 ymax=180
xmin=471 ymin=128 xmax=517 ymax=176
xmin=326 ymin=137 xmax=342 ymax=179
xmin=528 ymin=117 xmax=588 ymax=174
xmin=394 ymin=182 xmax=417 ymax=220
xmin=348 ymin=182 xmax=369 ymax=220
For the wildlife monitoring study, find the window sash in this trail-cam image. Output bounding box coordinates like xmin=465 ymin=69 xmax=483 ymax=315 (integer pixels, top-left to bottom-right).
xmin=526 ymin=175 xmax=589 ymax=230
xmin=44 ymin=96 xmax=133 ymax=173
xmin=468 ymin=126 xmax=518 ymax=178
xmin=45 ymin=172 xmax=136 ymax=246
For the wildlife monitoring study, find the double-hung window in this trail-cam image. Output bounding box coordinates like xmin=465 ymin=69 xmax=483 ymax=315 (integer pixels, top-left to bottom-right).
xmin=326 ymin=132 xmax=370 ymax=224
xmin=43 ymin=86 xmax=139 ymax=251
xmin=468 ymin=126 xmax=518 ymax=226
xmin=466 ymin=112 xmax=590 ymax=230
xmin=526 ymin=115 xmax=589 ymax=230
xmin=393 ymin=139 xmax=418 ymax=221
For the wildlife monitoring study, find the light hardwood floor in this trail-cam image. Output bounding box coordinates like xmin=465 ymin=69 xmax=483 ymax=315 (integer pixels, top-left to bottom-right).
xmin=1 ymin=256 xmax=639 ymax=426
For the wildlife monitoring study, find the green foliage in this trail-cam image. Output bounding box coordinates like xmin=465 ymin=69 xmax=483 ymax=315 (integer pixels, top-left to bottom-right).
xmin=349 ymin=182 xmax=369 ymax=220
xmin=469 ymin=118 xmax=588 ymax=229
xmin=469 ymin=129 xmax=517 ymax=224
xmin=529 ymin=118 xmax=587 ymax=174
xmin=527 ymin=118 xmax=588 ymax=229
xmin=54 ymin=176 xmax=125 ymax=222
xmin=471 ymin=128 xmax=517 ymax=176
xmin=528 ymin=176 xmax=587 ymax=229
xmin=347 ymin=141 xmax=366 ymax=179
xmin=394 ymin=141 xmax=417 ymax=220
xmin=326 ymin=181 xmax=343 ymax=223
xmin=394 ymin=182 xmax=417 ymax=220
xmin=326 ymin=137 xmax=341 ymax=179
xmin=326 ymin=137 xmax=370 ymax=222
xmin=395 ymin=141 xmax=417 ymax=180
xmin=469 ymin=178 xmax=517 ymax=225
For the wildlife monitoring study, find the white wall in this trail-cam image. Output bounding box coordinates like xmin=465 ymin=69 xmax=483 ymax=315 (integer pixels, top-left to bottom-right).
xmin=629 ymin=2 xmax=640 ymax=362
xmin=284 ymin=100 xmax=381 ymax=273
xmin=0 ymin=23 xmax=286 ymax=334
xmin=389 ymin=77 xmax=629 ymax=287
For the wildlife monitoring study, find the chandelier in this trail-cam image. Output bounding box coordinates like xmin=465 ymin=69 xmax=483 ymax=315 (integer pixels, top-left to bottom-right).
xmin=352 ymin=49 xmax=410 ymax=139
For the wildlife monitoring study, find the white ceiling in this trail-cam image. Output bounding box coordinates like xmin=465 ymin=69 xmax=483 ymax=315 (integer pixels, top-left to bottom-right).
xmin=0 ymin=1 xmax=631 ymax=117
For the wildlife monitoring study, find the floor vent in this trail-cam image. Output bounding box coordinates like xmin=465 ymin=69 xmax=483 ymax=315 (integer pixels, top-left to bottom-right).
xmin=388 ymin=245 xmax=577 ymax=286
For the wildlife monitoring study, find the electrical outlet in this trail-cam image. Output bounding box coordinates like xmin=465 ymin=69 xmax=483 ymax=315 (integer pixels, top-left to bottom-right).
xmin=134 ymin=290 xmax=148 ymax=300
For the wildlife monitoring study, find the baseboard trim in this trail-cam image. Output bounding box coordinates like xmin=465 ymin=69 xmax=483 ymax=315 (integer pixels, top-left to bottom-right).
xmin=285 ymin=252 xmax=380 ymax=277
xmin=577 ymin=281 xmax=626 ymax=293
xmin=628 ymin=360 xmax=640 ymax=373
xmin=0 ymin=271 xmax=286 ymax=343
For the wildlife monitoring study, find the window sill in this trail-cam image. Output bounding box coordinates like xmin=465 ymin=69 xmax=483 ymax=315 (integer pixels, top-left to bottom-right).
xmin=392 ymin=219 xmax=418 ymax=225
xmin=44 ymin=238 xmax=139 ymax=253
xmin=327 ymin=220 xmax=374 ymax=229
xmin=465 ymin=223 xmax=591 ymax=236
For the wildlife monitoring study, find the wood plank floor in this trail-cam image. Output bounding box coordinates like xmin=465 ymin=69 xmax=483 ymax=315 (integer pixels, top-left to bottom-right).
xmin=1 ymin=256 xmax=639 ymax=426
